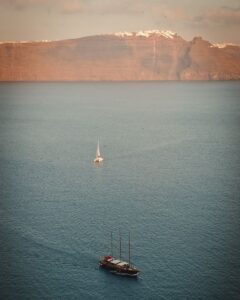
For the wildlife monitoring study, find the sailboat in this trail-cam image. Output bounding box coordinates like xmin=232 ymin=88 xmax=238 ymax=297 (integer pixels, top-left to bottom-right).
xmin=99 ymin=232 xmax=140 ymax=277
xmin=94 ymin=139 xmax=103 ymax=163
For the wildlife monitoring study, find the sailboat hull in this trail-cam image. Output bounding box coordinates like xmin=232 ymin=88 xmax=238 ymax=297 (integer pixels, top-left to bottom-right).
xmin=94 ymin=157 xmax=103 ymax=163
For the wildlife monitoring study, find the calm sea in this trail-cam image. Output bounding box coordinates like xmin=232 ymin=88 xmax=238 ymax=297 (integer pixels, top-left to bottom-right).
xmin=0 ymin=82 xmax=240 ymax=300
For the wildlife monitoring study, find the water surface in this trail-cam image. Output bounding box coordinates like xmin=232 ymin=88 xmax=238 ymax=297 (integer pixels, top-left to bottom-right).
xmin=0 ymin=82 xmax=240 ymax=299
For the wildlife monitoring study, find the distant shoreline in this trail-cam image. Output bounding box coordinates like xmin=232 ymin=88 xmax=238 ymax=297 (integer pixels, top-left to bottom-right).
xmin=0 ymin=80 xmax=239 ymax=83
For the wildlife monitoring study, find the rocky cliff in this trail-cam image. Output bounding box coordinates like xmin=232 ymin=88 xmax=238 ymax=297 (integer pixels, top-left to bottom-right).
xmin=0 ymin=31 xmax=240 ymax=81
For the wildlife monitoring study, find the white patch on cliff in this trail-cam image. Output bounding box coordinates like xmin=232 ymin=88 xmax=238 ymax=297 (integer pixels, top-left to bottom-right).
xmin=136 ymin=30 xmax=176 ymax=38
xmin=211 ymin=43 xmax=237 ymax=49
xmin=114 ymin=30 xmax=176 ymax=39
xmin=114 ymin=32 xmax=134 ymax=37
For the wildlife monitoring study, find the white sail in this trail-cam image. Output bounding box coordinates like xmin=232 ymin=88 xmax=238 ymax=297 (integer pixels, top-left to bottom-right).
xmin=96 ymin=140 xmax=101 ymax=157
xmin=94 ymin=139 xmax=103 ymax=163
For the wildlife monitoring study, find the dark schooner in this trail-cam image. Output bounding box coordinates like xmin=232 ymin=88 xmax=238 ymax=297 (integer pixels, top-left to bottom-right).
xmin=99 ymin=232 xmax=140 ymax=277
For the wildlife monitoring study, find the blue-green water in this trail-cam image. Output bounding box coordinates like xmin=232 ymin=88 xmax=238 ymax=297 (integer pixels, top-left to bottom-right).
xmin=0 ymin=82 xmax=240 ymax=300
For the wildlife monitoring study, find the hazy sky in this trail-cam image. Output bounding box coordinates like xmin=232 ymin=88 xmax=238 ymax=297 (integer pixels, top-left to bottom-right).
xmin=0 ymin=0 xmax=239 ymax=43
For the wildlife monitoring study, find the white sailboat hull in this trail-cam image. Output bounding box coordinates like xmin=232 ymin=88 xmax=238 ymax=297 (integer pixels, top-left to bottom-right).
xmin=94 ymin=157 xmax=103 ymax=163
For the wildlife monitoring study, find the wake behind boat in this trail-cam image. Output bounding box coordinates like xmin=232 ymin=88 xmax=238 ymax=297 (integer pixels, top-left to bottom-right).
xmin=99 ymin=232 xmax=140 ymax=277
xmin=94 ymin=139 xmax=103 ymax=163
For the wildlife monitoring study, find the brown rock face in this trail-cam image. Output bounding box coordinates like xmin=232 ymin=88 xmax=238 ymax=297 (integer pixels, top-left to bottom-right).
xmin=180 ymin=37 xmax=240 ymax=80
xmin=0 ymin=33 xmax=240 ymax=81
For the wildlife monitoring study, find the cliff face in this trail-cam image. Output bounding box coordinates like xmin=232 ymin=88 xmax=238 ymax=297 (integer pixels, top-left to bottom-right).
xmin=0 ymin=32 xmax=240 ymax=81
xmin=180 ymin=37 xmax=240 ymax=80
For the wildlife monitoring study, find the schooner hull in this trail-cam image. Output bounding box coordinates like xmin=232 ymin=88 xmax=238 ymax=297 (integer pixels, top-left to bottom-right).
xmin=99 ymin=259 xmax=139 ymax=277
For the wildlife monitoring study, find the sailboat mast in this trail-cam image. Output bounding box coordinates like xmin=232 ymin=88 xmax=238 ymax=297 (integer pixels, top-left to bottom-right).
xmin=129 ymin=231 xmax=131 ymax=267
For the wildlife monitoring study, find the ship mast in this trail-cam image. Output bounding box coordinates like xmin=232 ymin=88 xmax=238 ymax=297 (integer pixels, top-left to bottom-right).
xmin=129 ymin=231 xmax=131 ymax=267
xmin=119 ymin=230 xmax=122 ymax=260
xmin=111 ymin=232 xmax=113 ymax=257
